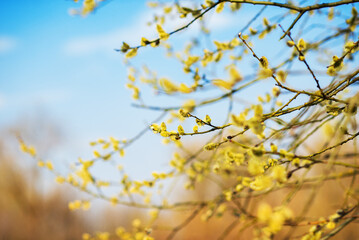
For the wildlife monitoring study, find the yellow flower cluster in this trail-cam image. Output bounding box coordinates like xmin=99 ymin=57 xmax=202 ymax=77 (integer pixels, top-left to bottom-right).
xmin=257 ymin=203 xmax=293 ymax=235
xmin=212 ymin=66 xmax=242 ymax=90
xmin=20 ymin=142 xmax=37 ymax=157
xmin=258 ymin=55 xmax=273 ymax=79
xmin=150 ymin=122 xmax=181 ymax=141
xmin=248 ymin=105 xmax=265 ymax=138
xmin=169 ymin=152 xmax=186 ymax=172
xmin=70 ymin=0 xmax=97 ymax=16
xmin=327 ymin=55 xmax=344 ymax=76
xmin=258 ymin=17 xmax=277 ymax=39
xmin=68 ymin=200 xmax=91 ymax=211
xmin=90 ymin=137 xmax=126 ymax=159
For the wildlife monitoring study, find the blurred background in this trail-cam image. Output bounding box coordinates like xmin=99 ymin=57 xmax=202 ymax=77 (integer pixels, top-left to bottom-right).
xmin=1 ymin=0 xmax=358 ymax=239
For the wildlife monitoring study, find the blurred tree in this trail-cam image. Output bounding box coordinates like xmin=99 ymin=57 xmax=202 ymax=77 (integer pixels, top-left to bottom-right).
xmin=0 ymin=121 xmax=87 ymax=239
xmin=22 ymin=0 xmax=359 ymax=239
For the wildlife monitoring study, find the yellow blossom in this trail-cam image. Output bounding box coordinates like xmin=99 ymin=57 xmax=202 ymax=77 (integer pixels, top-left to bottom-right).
xmin=205 ymin=114 xmax=211 ymax=124
xmin=212 ymin=79 xmax=232 ymax=90
xmin=269 ymin=212 xmax=286 ymax=233
xmin=28 ymin=146 xmax=36 ymax=156
xmin=229 ymin=67 xmax=242 ymax=83
xmin=125 ymin=48 xmax=138 ymax=58
xmin=277 ymin=70 xmax=287 ymax=82
xmin=326 ymin=221 xmax=336 ymax=229
xmin=260 ymin=56 xmax=269 ymax=68
xmin=119 ymin=148 xmax=125 ymax=157
xmin=249 ymin=175 xmax=272 ymax=191
xmin=204 ymin=142 xmax=218 ymax=151
xmin=68 ymin=200 xmax=82 ymax=211
xmin=271 ymin=165 xmax=287 ymax=183
xmin=37 ymin=160 xmax=45 ymax=167
xmin=82 ymin=200 xmax=91 ymax=210
xmin=242 ymin=177 xmax=252 ymax=186
xmin=93 ymin=150 xmax=101 ymax=158
xmin=132 ymin=218 xmax=141 ymax=228
xmin=178 ymin=83 xmax=192 ymax=93
xmin=270 ymin=143 xmax=278 ymax=152
xmin=149 ymin=209 xmax=159 ymax=220
xmin=82 ymin=233 xmax=91 ymax=240
xmin=178 ymin=125 xmax=185 ymax=135
xmin=258 ymin=203 xmax=272 ymax=222
xmin=55 ymin=176 xmax=66 ymax=184
xmin=248 ymin=159 xmax=265 ymax=176
xmin=193 ymin=125 xmax=198 ymax=133
xmin=141 ymin=37 xmax=150 ymax=46
xmin=150 ymin=123 xmax=161 ymax=133
xmin=216 ymin=2 xmax=225 ymax=13
xmin=182 ymin=99 xmax=196 ymax=112
xmin=223 ymin=190 xmax=232 ymax=201
xmin=298 ymin=38 xmax=306 ymax=51
xmin=82 ymin=0 xmax=96 ymax=15
xmin=115 ymin=227 xmax=125 ymax=237
xmin=286 ymin=40 xmax=295 ymax=47
xmin=97 ymin=232 xmax=110 ymax=240
xmin=231 ymin=112 xmax=246 ymax=127
xmin=46 ymin=161 xmax=54 ymax=170
xmin=235 ymin=184 xmax=244 ymax=192
xmin=159 ymin=78 xmax=178 ymax=93
xmin=156 ymin=24 xmax=169 ymax=40
xmin=291 ymin=158 xmax=300 ymax=166
xmin=258 ymin=68 xmax=273 ymax=79
xmin=110 ymin=196 xmax=119 ymax=205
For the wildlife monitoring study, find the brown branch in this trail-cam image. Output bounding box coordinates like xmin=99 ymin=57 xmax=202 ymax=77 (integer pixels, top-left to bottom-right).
xmin=280 ymin=10 xmax=305 ymax=39
xmin=306 ymin=131 xmax=359 ymax=158
xmin=115 ymin=2 xmax=221 ymax=51
xmin=228 ymin=0 xmax=359 ymax=12
xmin=321 ymin=217 xmax=357 ymax=240
xmin=166 ymin=204 xmax=206 ymax=240
xmin=217 ymin=219 xmax=240 ymax=240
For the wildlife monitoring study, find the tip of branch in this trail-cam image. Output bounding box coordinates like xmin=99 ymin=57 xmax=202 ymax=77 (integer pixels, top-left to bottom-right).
xmin=238 ymin=32 xmax=242 ymax=38
xmin=279 ymin=33 xmax=287 ymax=40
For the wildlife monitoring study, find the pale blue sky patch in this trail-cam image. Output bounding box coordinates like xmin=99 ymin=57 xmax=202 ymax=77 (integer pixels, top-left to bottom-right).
xmin=0 ymin=93 xmax=5 ymax=109
xmin=63 ymin=7 xmax=239 ymax=57
xmin=0 ymin=36 xmax=17 ymax=54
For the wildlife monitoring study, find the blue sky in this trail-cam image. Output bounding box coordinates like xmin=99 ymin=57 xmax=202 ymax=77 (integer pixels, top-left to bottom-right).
xmin=1 ymin=0 xmax=357 ymax=182
xmin=0 ymin=0 xmax=157 ymax=177
xmin=0 ymin=0 xmax=146 ymax=131
xmin=0 ymin=0 xmax=229 ymax=179
xmin=0 ymin=0 xmax=254 ymax=178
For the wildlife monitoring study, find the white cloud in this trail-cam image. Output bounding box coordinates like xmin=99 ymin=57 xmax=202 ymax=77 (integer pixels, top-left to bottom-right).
xmin=33 ymin=89 xmax=71 ymax=104
xmin=0 ymin=89 xmax=71 ymax=111
xmin=0 ymin=36 xmax=17 ymax=54
xmin=63 ymin=11 xmax=157 ymax=56
xmin=63 ymin=9 xmax=238 ymax=56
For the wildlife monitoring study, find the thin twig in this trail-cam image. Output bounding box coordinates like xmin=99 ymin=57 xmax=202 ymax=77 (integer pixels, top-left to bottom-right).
xmin=280 ymin=10 xmax=305 ymax=39
xmin=278 ymin=24 xmax=325 ymax=98
xmin=166 ymin=204 xmax=205 ymax=240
